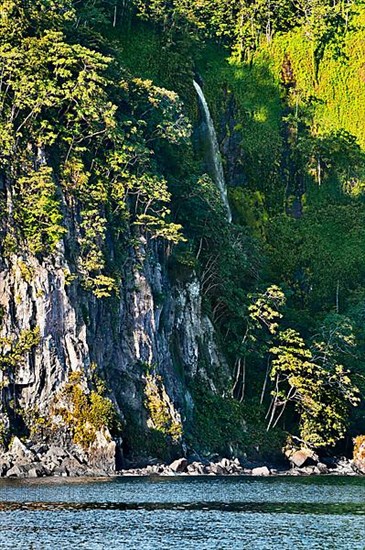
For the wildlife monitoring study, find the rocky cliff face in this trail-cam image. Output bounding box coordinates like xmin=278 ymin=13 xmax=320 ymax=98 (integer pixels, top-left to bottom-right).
xmin=0 ymin=233 xmax=229 ymax=475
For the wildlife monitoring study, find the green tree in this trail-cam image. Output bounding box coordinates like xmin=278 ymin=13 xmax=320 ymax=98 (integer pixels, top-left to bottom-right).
xmin=269 ymin=327 xmax=359 ymax=447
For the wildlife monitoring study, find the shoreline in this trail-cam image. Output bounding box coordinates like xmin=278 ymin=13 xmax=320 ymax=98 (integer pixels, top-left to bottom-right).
xmin=0 ymin=470 xmax=363 ymax=483
xmin=1 ymin=438 xmax=360 ymax=479
xmin=1 ymin=457 xmax=360 ymax=480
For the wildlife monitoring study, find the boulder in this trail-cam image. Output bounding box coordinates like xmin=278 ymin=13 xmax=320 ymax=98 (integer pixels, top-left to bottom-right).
xmin=336 ymin=457 xmax=356 ymax=475
xmin=53 ymin=465 xmax=68 ymax=477
xmin=187 ymin=462 xmax=205 ymax=475
xmin=316 ymin=462 xmax=329 ymax=474
xmin=227 ymin=462 xmax=242 ymax=475
xmin=27 ymin=464 xmax=47 ymax=478
xmin=88 ymin=428 xmax=116 ymax=475
xmin=7 ymin=462 xmax=48 ymax=478
xmin=6 ymin=464 xmax=35 ymax=478
xmin=30 ymin=443 xmax=48 ymax=455
xmin=45 ymin=445 xmax=68 ymax=462
xmin=252 ymin=466 xmax=271 ymax=476
xmin=6 ymin=465 xmax=25 ymax=478
xmin=160 ymin=467 xmax=176 ymax=476
xmin=288 ymin=448 xmax=318 ymax=468
xmin=8 ymin=437 xmax=34 ymax=463
xmin=61 ymin=457 xmax=87 ymax=477
xmin=219 ymin=458 xmax=231 ymax=470
xmin=169 ymin=458 xmax=188 ymax=473
xmin=208 ymin=463 xmax=225 ymax=475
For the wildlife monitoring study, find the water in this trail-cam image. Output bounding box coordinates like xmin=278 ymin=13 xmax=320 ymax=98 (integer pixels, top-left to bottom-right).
xmin=1 ymin=476 xmax=365 ymax=549
xmin=193 ymin=80 xmax=232 ymax=223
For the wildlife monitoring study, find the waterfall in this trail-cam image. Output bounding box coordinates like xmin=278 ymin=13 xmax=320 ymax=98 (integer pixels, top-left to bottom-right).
xmin=193 ymin=80 xmax=232 ymax=223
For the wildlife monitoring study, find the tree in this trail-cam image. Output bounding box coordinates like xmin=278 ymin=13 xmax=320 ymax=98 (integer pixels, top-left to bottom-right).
xmin=268 ymin=326 xmax=359 ymax=447
xmin=232 ymin=285 xmax=286 ymax=402
xmin=0 ymin=0 xmax=189 ymax=296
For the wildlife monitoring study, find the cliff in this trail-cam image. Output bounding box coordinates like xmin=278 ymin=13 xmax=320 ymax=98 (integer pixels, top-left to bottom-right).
xmin=2 ymin=1 xmax=365 ymax=477
xmin=0 ymin=227 xmax=232 ymax=475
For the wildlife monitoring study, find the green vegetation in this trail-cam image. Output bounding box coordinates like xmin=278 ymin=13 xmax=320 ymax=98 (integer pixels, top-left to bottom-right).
xmin=144 ymin=372 xmax=183 ymax=442
xmin=127 ymin=0 xmax=365 ymax=453
xmin=188 ymin=378 xmax=285 ymax=459
xmin=0 ymin=326 xmax=40 ymax=444
xmin=55 ymin=371 xmax=119 ymax=448
xmin=0 ymin=328 xmax=40 ymax=376
xmin=3 ymin=0 xmax=365 ymax=458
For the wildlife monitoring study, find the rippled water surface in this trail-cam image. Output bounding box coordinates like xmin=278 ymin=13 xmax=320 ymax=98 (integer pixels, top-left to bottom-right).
xmin=1 ymin=475 xmax=365 ymax=549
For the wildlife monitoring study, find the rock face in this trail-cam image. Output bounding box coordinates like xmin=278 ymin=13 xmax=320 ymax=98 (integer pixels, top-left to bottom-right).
xmin=0 ymin=237 xmax=229 ymax=475
xmin=88 ymin=429 xmax=117 ymax=475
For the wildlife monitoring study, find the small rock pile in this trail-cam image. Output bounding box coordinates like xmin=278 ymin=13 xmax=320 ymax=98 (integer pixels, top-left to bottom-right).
xmin=118 ymin=457 xmax=251 ymax=477
xmin=118 ymin=453 xmax=357 ymax=477
xmin=0 ymin=439 xmax=359 ymax=478
xmin=0 ymin=434 xmax=116 ymax=478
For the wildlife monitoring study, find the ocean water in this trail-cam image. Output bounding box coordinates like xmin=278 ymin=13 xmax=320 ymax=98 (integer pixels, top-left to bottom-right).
xmin=1 ymin=475 xmax=365 ymax=549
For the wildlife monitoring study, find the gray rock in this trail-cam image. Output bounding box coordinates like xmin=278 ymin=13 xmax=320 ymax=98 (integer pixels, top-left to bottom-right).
xmin=252 ymin=466 xmax=271 ymax=476
xmin=208 ymin=463 xmax=225 ymax=475
xmin=8 ymin=437 xmax=35 ymax=464
xmin=0 ymin=237 xmax=229 ymax=476
xmin=6 ymin=465 xmax=25 ymax=478
xmin=27 ymin=465 xmax=45 ymax=478
xmin=31 ymin=444 xmax=49 ymax=456
xmin=219 ymin=458 xmax=231 ymax=470
xmin=61 ymin=457 xmax=86 ymax=477
xmin=287 ymin=448 xmax=319 ymax=468
xmin=53 ymin=465 xmax=68 ymax=477
xmin=316 ymin=462 xmax=329 ymax=474
xmin=187 ymin=462 xmax=204 ymax=475
xmin=88 ymin=428 xmax=116 ymax=474
xmin=229 ymin=463 xmax=243 ymax=474
xmin=296 ymin=465 xmax=318 ymax=475
xmin=169 ymin=458 xmax=188 ymax=473
xmin=45 ymin=445 xmax=68 ymax=462
xmin=160 ymin=467 xmax=176 ymax=476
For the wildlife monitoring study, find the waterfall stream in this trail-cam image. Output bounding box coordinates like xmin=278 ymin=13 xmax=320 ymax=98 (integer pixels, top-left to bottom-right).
xmin=193 ymin=80 xmax=232 ymax=223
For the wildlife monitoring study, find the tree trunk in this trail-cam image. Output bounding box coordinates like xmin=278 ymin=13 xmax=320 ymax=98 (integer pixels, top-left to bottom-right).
xmin=260 ymin=357 xmax=270 ymax=405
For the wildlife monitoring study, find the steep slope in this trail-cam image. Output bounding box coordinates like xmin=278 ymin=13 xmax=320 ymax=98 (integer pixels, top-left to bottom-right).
xmin=2 ymin=0 xmax=365 ymax=477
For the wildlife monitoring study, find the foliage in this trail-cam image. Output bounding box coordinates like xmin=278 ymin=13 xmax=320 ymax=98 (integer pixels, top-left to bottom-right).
xmin=353 ymin=434 xmax=365 ymax=461
xmin=0 ymin=327 xmax=40 ymax=443
xmin=14 ymin=168 xmax=66 ymax=255
xmin=0 ymin=328 xmax=40 ymax=375
xmin=188 ymin=379 xmax=284 ymax=458
xmin=2 ymin=0 xmax=365 ymax=458
xmin=117 ymin=4 xmax=365 ymax=452
xmin=56 ymin=371 xmax=119 ymax=448
xmin=144 ymin=372 xmax=182 ymax=442
xmin=269 ymin=326 xmax=359 ymax=447
xmin=0 ymin=0 xmax=189 ymax=297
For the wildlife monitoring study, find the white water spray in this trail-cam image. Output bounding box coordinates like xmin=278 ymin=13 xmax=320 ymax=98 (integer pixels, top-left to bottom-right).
xmin=193 ymin=80 xmax=232 ymax=223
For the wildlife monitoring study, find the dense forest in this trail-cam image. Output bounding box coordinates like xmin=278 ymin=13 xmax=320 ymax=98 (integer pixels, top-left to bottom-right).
xmin=1 ymin=0 xmax=365 ymax=470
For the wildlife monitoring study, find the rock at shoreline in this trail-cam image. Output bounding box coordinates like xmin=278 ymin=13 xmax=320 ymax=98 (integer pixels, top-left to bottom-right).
xmin=286 ymin=448 xmax=319 ymax=468
xmin=169 ymin=458 xmax=188 ymax=473
xmin=0 ymin=431 xmax=117 ymax=479
xmin=252 ymin=466 xmax=271 ymax=476
xmin=0 ymin=444 xmax=359 ymax=479
xmin=88 ymin=428 xmax=116 ymax=475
